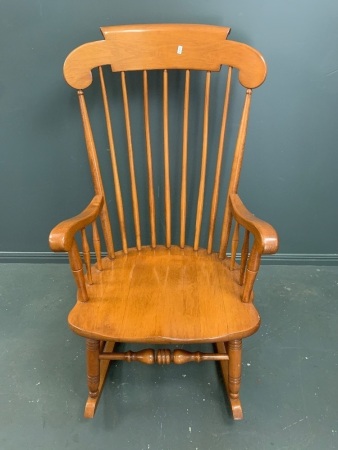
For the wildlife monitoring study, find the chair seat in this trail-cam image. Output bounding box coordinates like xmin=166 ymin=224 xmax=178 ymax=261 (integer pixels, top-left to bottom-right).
xmin=68 ymin=246 xmax=260 ymax=343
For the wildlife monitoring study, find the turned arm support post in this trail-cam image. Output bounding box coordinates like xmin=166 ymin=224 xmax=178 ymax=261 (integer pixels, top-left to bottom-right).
xmin=229 ymin=193 xmax=278 ymax=302
xmin=49 ymin=195 xmax=104 ymax=301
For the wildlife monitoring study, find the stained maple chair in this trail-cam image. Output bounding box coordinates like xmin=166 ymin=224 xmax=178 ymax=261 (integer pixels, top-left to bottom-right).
xmin=49 ymin=24 xmax=278 ymax=421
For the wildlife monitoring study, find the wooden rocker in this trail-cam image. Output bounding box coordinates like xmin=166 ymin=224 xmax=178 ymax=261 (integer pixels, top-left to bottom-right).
xmin=49 ymin=24 xmax=278 ymax=421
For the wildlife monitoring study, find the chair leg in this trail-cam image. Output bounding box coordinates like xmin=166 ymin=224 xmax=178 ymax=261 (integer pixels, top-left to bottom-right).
xmin=216 ymin=340 xmax=243 ymax=420
xmin=86 ymin=339 xmax=100 ymax=398
xmin=84 ymin=339 xmax=115 ymax=418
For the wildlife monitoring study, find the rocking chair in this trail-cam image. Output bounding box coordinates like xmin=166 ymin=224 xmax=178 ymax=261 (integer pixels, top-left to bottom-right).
xmin=49 ymin=24 xmax=278 ymax=420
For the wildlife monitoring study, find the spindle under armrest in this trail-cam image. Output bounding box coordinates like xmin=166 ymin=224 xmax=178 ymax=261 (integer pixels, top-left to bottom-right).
xmin=49 ymin=195 xmax=104 ymax=252
xmin=229 ymin=193 xmax=278 ymax=255
xmin=229 ymin=193 xmax=278 ymax=303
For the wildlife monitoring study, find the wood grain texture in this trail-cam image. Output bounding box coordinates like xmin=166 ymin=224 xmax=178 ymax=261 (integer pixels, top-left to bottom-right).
xmin=68 ymin=246 xmax=260 ymax=343
xmin=64 ymin=24 xmax=266 ymax=89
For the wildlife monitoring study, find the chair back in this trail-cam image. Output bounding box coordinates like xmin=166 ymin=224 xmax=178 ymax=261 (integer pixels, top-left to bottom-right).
xmin=64 ymin=24 xmax=267 ymax=257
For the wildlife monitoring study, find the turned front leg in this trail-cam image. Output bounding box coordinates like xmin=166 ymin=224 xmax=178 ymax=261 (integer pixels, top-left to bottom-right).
xmin=86 ymin=339 xmax=100 ymax=398
xmin=228 ymin=339 xmax=242 ymax=400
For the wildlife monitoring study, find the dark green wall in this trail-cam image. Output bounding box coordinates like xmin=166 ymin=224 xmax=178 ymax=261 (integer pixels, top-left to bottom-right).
xmin=1 ymin=0 xmax=338 ymax=262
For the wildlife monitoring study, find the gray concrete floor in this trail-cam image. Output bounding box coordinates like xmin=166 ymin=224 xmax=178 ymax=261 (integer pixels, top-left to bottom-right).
xmin=0 ymin=263 xmax=337 ymax=449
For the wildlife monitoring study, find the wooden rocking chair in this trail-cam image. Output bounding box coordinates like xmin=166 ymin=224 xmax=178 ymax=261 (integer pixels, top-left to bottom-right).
xmin=49 ymin=24 xmax=278 ymax=420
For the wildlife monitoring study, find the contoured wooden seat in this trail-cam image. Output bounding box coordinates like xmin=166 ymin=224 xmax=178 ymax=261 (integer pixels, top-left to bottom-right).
xmin=49 ymin=24 xmax=278 ymax=421
xmin=68 ymin=246 xmax=260 ymax=343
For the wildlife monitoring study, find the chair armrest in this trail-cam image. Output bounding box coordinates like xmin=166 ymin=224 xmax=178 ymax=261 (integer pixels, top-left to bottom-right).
xmin=229 ymin=193 xmax=278 ymax=255
xmin=229 ymin=193 xmax=278 ymax=303
xmin=49 ymin=195 xmax=104 ymax=252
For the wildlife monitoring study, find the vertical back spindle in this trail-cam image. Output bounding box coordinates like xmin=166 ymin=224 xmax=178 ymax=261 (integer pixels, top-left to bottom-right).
xmin=121 ymin=71 xmax=141 ymax=250
xmin=78 ymin=91 xmax=115 ymax=259
xmin=207 ymin=67 xmax=232 ymax=253
xmin=99 ymin=67 xmax=128 ymax=254
xmin=143 ymin=70 xmax=156 ymax=248
xmin=194 ymin=71 xmax=211 ymax=251
xmin=163 ymin=69 xmax=171 ymax=248
xmin=180 ymin=70 xmax=190 ymax=248
xmin=219 ymin=90 xmax=252 ymax=258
